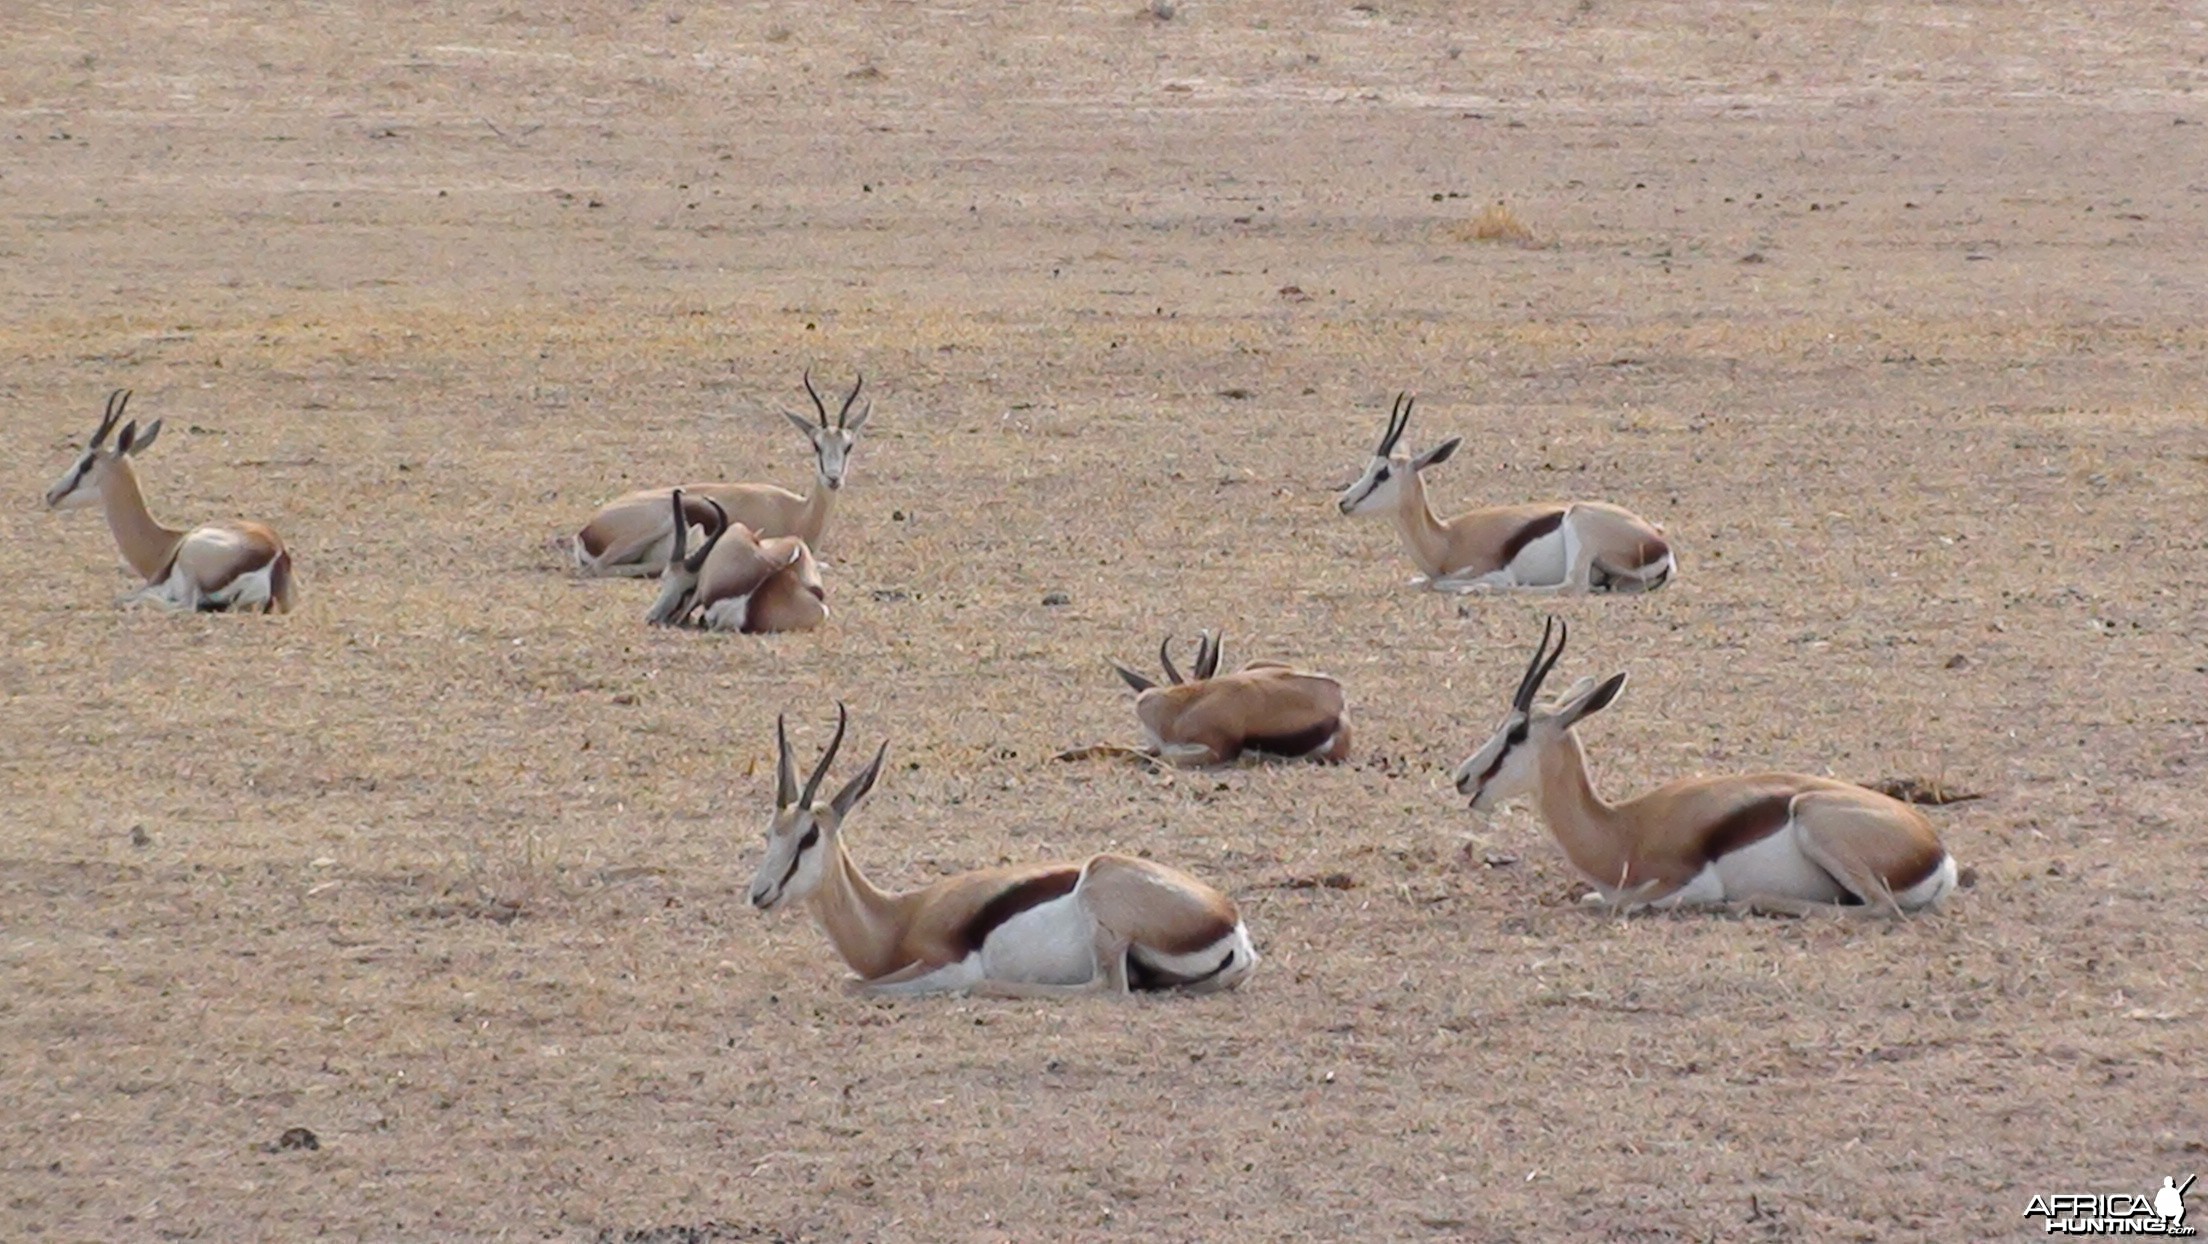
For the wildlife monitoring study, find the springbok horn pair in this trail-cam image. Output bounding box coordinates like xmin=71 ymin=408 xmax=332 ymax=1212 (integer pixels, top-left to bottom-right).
xmin=44 ymin=389 xmax=296 ymax=614
xmin=1453 ymin=617 xmax=1960 ymax=915
xmin=749 ymin=704 xmax=1257 ymax=998
xmin=571 ymin=371 xmax=871 ymax=577
xmin=1110 ymin=631 xmax=1351 ymax=767
xmin=643 ymin=489 xmax=828 ymax=633
xmin=1109 ymin=630 xmax=1223 ymax=691
xmin=1337 ymin=392 xmax=1675 ymax=594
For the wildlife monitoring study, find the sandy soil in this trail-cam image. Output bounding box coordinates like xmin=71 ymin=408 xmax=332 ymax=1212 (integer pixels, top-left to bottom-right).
xmin=3 ymin=2 xmax=2205 ymax=1240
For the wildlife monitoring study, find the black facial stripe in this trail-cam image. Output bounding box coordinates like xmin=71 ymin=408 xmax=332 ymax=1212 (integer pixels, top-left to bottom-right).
xmin=1477 ymin=729 xmax=1525 ymax=788
xmin=776 ymin=825 xmax=820 ymax=891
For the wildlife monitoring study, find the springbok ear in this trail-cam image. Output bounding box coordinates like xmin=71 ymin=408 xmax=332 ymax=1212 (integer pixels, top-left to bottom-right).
xmin=784 ymin=410 xmax=819 ymax=439
xmin=1109 ymin=661 xmax=1155 ymax=694
xmin=842 ymin=401 xmax=872 ymax=433
xmin=829 ymin=739 xmax=890 ymax=818
xmin=1414 ymin=436 xmax=1461 ymax=471
xmin=1559 ymin=672 xmax=1628 ymax=728
xmin=127 ymin=419 xmax=163 ymax=455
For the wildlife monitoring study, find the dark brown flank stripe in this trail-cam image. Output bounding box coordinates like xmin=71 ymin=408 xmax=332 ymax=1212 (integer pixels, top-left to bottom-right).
xmin=1245 ymin=718 xmax=1338 ymax=759
xmin=1497 ymin=509 xmax=1567 ymax=566
xmin=959 ymin=867 xmax=1083 ymax=954
xmin=1699 ymin=794 xmax=1796 ymax=863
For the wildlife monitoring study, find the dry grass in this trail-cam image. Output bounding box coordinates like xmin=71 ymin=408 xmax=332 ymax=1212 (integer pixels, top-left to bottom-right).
xmin=1453 ymin=202 xmax=1542 ymax=247
xmin=3 ymin=3 xmax=2206 ymax=1241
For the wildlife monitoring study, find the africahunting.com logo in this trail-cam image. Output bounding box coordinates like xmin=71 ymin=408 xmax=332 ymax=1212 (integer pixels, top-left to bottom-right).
xmin=2025 ymin=1175 xmax=2195 ymax=1235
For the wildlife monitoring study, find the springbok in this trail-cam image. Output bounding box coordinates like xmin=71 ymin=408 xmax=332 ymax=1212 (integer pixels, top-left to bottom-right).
xmin=1452 ymin=618 xmax=1959 ymax=915
xmin=750 ymin=704 xmax=1258 ymax=998
xmin=1337 ymin=393 xmax=1674 ymax=593
xmin=1109 ymin=631 xmax=1351 ymax=767
xmin=643 ymin=490 xmax=827 ymax=633
xmin=43 ymin=389 xmax=295 ymax=614
xmin=571 ymin=371 xmax=870 ymax=577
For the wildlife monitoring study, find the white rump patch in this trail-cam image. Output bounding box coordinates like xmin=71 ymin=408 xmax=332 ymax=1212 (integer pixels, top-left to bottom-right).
xmin=1895 ymin=854 xmax=1958 ymax=910
xmin=1132 ymin=920 xmax=1256 ymax=990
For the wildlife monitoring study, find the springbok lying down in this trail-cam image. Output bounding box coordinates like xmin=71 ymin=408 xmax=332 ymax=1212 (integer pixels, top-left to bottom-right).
xmin=643 ymin=490 xmax=827 ymax=633
xmin=572 ymin=371 xmax=869 ymax=577
xmin=1108 ymin=631 xmax=1351 ymax=767
xmin=44 ymin=389 xmax=296 ymax=614
xmin=749 ymin=704 xmax=1258 ymax=998
xmin=1453 ymin=617 xmax=1959 ymax=916
xmin=1337 ymin=393 xmax=1674 ymax=594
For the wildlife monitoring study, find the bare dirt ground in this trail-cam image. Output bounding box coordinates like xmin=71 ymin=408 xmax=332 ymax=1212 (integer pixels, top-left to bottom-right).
xmin=3 ymin=2 xmax=2206 ymax=1240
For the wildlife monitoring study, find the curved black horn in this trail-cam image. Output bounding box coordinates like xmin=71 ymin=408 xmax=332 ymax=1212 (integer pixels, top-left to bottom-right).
xmin=802 ymin=369 xmax=830 ymax=426
xmin=1158 ymin=635 xmax=1184 ymax=686
xmin=667 ymin=489 xmax=690 ymax=564
xmin=1195 ymin=629 xmax=1222 ymax=681
xmin=837 ymin=373 xmax=864 ymax=428
xmin=1513 ymin=616 xmax=1569 ymax=712
xmin=1378 ymin=392 xmax=1413 ymax=455
xmin=684 ymin=499 xmax=732 ymax=573
xmin=775 ymin=713 xmax=799 ymax=808
xmin=798 ymin=702 xmax=849 ymax=810
xmin=93 ymin=388 xmax=131 ymax=448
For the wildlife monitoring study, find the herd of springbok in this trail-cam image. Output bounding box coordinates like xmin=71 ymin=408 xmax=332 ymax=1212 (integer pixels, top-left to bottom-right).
xmin=42 ymin=374 xmax=1960 ymax=999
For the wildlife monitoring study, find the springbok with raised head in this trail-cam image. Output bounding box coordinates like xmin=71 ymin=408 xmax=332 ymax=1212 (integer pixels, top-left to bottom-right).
xmin=643 ymin=490 xmax=827 ymax=633
xmin=750 ymin=705 xmax=1258 ymax=998
xmin=571 ymin=371 xmax=870 ymax=577
xmin=1337 ymin=393 xmax=1674 ymax=594
xmin=1452 ymin=618 xmax=1959 ymax=915
xmin=44 ymin=389 xmax=295 ymax=614
xmin=1109 ymin=631 xmax=1351 ymax=767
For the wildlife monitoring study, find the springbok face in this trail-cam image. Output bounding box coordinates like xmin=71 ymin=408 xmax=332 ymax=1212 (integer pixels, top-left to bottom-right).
xmin=644 ymin=492 xmax=730 ymax=626
xmin=1335 ymin=392 xmax=1460 ymax=517
xmin=749 ymin=703 xmax=889 ymax=912
xmin=45 ymin=389 xmax=162 ymax=511
xmin=1109 ymin=631 xmax=1225 ymax=744
xmin=781 ymin=371 xmax=872 ymax=492
xmin=1453 ymin=618 xmax=1627 ymax=814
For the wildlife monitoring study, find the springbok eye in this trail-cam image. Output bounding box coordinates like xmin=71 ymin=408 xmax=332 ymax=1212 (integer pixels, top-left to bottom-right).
xmin=1374 ymin=466 xmax=1390 ymax=480
xmin=1506 ymin=722 xmax=1528 ymax=746
xmin=797 ymin=826 xmax=820 ymax=851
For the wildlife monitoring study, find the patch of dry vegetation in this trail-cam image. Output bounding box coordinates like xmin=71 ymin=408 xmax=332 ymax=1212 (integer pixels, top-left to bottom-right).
xmin=1452 ymin=202 xmax=1541 ymax=247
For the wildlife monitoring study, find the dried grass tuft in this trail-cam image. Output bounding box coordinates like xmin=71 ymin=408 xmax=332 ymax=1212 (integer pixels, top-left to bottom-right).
xmin=1451 ymin=202 xmax=1541 ymax=247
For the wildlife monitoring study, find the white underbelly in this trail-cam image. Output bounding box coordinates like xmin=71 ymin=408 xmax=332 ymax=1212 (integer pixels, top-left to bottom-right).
xmin=700 ymin=591 xmax=755 ymax=632
xmin=1505 ymin=528 xmax=1568 ymax=585
xmin=979 ymin=894 xmax=1098 ymax=985
xmin=207 ymin=561 xmax=274 ymax=608
xmin=1708 ymin=822 xmax=1850 ymax=904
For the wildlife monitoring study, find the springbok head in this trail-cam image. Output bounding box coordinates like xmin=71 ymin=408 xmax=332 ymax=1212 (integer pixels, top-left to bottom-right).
xmin=783 ymin=371 xmax=872 ymax=492
xmin=1109 ymin=630 xmax=1224 ymax=695
xmin=1452 ymin=617 xmax=1628 ymax=814
xmin=748 ymin=703 xmax=890 ymax=912
xmin=644 ymin=490 xmax=730 ymax=626
xmin=46 ymin=389 xmax=164 ymax=511
xmin=1336 ymin=392 xmax=1462 ymax=516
